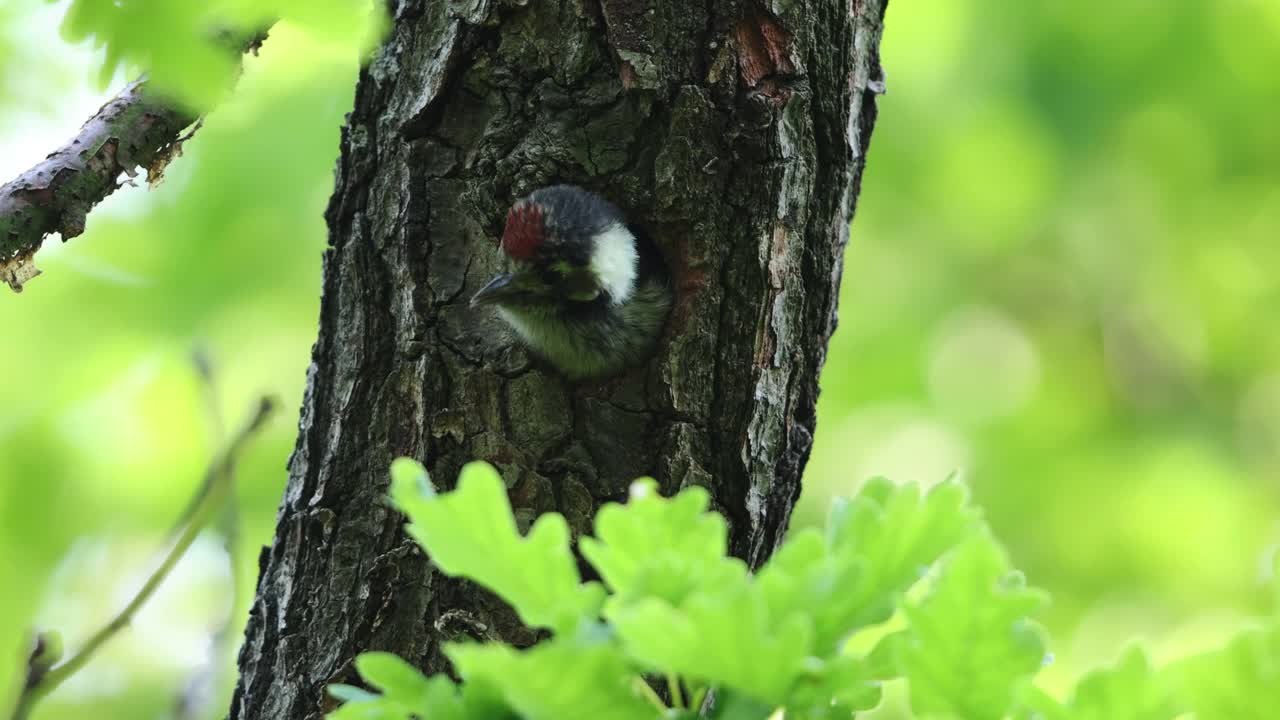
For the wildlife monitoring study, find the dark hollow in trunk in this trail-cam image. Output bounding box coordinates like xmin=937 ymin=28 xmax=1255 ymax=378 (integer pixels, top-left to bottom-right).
xmin=231 ymin=1 xmax=887 ymax=717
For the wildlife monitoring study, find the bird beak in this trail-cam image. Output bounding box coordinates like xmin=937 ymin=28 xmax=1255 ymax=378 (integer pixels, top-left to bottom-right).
xmin=470 ymin=272 xmax=516 ymax=308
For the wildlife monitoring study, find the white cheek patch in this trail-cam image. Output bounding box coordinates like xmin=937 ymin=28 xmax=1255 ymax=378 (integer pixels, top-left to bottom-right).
xmin=591 ymin=223 xmax=638 ymax=303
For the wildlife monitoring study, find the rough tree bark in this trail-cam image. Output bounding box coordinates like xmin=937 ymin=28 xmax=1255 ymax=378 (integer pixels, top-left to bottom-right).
xmin=231 ymin=0 xmax=887 ymax=717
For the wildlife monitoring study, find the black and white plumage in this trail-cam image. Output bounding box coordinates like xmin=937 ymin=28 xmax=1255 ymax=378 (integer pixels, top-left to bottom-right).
xmin=470 ymin=185 xmax=671 ymax=380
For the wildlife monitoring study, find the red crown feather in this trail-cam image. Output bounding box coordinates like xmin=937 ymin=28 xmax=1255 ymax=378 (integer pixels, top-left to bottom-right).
xmin=501 ymin=203 xmax=544 ymax=260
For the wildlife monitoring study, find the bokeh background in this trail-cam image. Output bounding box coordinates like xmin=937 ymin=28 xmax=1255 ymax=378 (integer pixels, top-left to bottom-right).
xmin=1 ymin=0 xmax=1277 ymax=717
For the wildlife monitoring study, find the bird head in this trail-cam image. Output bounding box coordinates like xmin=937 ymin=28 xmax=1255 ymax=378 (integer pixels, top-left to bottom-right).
xmin=470 ymin=186 xmax=639 ymax=311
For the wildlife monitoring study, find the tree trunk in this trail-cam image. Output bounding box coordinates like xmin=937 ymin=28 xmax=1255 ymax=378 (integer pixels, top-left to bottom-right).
xmin=230 ymin=0 xmax=887 ymax=717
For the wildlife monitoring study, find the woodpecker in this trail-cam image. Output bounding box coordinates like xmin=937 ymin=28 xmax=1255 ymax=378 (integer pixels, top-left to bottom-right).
xmin=470 ymin=185 xmax=671 ymax=380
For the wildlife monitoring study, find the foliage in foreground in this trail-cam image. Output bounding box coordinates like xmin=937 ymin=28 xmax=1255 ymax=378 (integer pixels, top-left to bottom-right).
xmin=54 ymin=0 xmax=385 ymax=110
xmin=329 ymin=459 xmax=1279 ymax=719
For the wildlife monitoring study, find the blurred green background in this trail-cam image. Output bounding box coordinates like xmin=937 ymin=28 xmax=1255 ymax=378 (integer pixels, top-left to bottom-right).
xmin=1 ymin=0 xmax=1277 ymax=717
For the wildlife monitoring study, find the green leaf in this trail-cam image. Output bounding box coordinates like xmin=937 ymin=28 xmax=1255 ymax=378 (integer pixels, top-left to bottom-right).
xmin=389 ymin=459 xmax=605 ymax=635
xmin=896 ymin=532 xmax=1048 ymax=720
xmin=785 ymin=654 xmax=883 ymax=718
xmin=1071 ymin=647 xmax=1180 ymax=719
xmin=831 ymin=479 xmax=982 ymax=632
xmin=1172 ymin=625 xmax=1280 ymax=720
xmin=326 ymin=701 xmax=402 ymax=720
xmin=355 ymin=652 xmax=433 ymax=700
xmin=1054 ymin=647 xmax=1180 ymax=720
xmin=597 ymin=478 xmax=978 ymax=710
xmin=580 ymin=480 xmax=744 ymax=607
xmin=608 ymin=581 xmax=812 ymax=705
xmin=754 ymin=528 xmax=864 ymax=656
xmin=1012 ymin=684 xmax=1069 ymax=720
xmin=865 ymin=630 xmax=909 ymax=681
xmin=276 ymin=0 xmax=388 ymax=52
xmin=327 ymin=685 xmax=378 ymax=704
xmin=53 ymin=0 xmax=388 ymax=112
xmin=758 ymin=479 xmax=980 ymax=656
xmin=330 ymin=653 xmax=517 ymax=720
xmin=389 ymin=457 xmax=433 ymax=496
xmin=447 ymin=632 xmax=656 ymax=720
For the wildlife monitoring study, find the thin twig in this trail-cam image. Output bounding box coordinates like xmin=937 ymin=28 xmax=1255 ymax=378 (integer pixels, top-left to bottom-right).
xmin=11 ymin=397 xmax=276 ymax=720
xmin=165 ymin=348 xmax=228 ymax=540
xmin=172 ymin=349 xmax=245 ymax=720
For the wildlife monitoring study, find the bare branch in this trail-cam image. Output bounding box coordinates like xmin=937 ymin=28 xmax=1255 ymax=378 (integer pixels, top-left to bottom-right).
xmin=0 ymin=30 xmax=269 ymax=293
xmin=0 ymin=80 xmax=194 ymax=292
xmin=10 ymin=396 xmax=276 ymax=720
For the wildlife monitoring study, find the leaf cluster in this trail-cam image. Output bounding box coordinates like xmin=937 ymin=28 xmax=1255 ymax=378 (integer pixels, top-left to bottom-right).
xmin=51 ymin=0 xmax=386 ymax=110
xmin=331 ymin=460 xmax=1279 ymax=719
